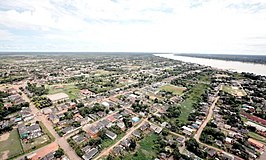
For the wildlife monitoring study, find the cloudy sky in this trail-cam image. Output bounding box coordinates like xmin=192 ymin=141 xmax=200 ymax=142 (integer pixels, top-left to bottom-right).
xmin=0 ymin=0 xmax=266 ymax=54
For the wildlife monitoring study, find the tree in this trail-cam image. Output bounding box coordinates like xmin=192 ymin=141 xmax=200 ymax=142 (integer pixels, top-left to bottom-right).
xmin=54 ymin=148 xmax=64 ymax=158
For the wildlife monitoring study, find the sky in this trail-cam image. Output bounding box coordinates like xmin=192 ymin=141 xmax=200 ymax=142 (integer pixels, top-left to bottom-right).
xmin=0 ymin=0 xmax=266 ymax=54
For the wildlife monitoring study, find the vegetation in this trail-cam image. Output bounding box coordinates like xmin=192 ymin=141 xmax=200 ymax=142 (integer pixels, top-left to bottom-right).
xmin=32 ymin=96 xmax=52 ymax=109
xmin=0 ymin=129 xmax=23 ymax=159
xmin=159 ymin=84 xmax=186 ymax=96
xmin=26 ymin=83 xmax=48 ymax=96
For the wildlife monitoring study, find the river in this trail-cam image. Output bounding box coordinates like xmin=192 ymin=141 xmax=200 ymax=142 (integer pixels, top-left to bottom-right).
xmin=154 ymin=54 xmax=266 ymax=76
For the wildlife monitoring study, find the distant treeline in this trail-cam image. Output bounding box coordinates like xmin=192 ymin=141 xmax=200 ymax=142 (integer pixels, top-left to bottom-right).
xmin=174 ymin=53 xmax=266 ymax=64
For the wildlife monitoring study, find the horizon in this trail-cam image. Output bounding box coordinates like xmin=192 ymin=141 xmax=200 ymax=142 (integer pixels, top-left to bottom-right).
xmin=0 ymin=52 xmax=266 ymax=56
xmin=0 ymin=0 xmax=266 ymax=55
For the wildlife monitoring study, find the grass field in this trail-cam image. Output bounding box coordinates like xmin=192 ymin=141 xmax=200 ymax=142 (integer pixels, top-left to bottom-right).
xmin=123 ymin=133 xmax=159 ymax=160
xmin=248 ymin=132 xmax=266 ymax=145
xmin=47 ymin=83 xmax=80 ymax=99
xmin=159 ymin=84 xmax=186 ymax=95
xmin=178 ymin=83 xmax=209 ymax=123
xmin=222 ymin=85 xmax=246 ymax=97
xmin=0 ymin=129 xmax=23 ymax=159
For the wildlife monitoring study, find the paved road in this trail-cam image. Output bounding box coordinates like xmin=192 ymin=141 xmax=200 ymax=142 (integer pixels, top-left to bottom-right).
xmin=13 ymin=85 xmax=81 ymax=160
xmin=94 ymin=119 xmax=147 ymax=160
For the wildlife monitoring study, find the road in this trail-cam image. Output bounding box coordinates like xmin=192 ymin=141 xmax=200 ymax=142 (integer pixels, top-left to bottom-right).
xmin=194 ymin=95 xmax=219 ymax=141
xmin=94 ymin=119 xmax=147 ymax=160
xmin=12 ymin=85 xmax=81 ymax=160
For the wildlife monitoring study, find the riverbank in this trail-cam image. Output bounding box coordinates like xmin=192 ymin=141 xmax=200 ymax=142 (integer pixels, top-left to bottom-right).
xmin=154 ymin=54 xmax=266 ymax=76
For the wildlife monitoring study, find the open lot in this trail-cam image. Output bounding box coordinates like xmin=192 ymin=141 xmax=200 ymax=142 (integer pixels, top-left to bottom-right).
xmin=178 ymin=83 xmax=209 ymax=123
xmin=123 ymin=133 xmax=159 ymax=160
xmin=47 ymin=83 xmax=80 ymax=99
xmin=222 ymin=85 xmax=246 ymax=97
xmin=0 ymin=129 xmax=23 ymax=159
xmin=159 ymin=84 xmax=186 ymax=95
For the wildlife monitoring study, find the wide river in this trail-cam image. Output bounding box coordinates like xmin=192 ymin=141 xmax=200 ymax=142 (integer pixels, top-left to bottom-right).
xmin=154 ymin=54 xmax=266 ymax=76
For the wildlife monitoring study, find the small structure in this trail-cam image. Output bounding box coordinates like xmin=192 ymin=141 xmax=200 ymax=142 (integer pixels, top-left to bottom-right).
xmin=132 ymin=117 xmax=140 ymax=123
xmin=82 ymin=148 xmax=98 ymax=160
xmin=105 ymin=130 xmax=117 ymax=140
xmin=248 ymin=138 xmax=265 ymax=151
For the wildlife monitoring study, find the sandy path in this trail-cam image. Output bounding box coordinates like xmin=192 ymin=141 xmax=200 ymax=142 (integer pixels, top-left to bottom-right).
xmin=0 ymin=132 xmax=10 ymax=142
xmin=0 ymin=150 xmax=9 ymax=160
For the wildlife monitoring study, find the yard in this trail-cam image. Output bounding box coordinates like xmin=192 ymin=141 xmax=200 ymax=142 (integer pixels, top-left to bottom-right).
xmin=222 ymin=85 xmax=246 ymax=97
xmin=46 ymin=83 xmax=80 ymax=99
xmin=101 ymin=133 xmax=125 ymax=149
xmin=123 ymin=133 xmax=160 ymax=160
xmin=159 ymin=84 xmax=186 ymax=95
xmin=22 ymin=135 xmax=50 ymax=152
xmin=0 ymin=129 xmax=23 ymax=159
xmin=178 ymin=83 xmax=209 ymax=123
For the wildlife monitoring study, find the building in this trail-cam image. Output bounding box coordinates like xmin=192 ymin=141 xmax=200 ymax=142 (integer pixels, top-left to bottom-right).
xmin=82 ymin=148 xmax=98 ymax=160
xmin=18 ymin=123 xmax=42 ymax=139
xmin=46 ymin=93 xmax=69 ymax=103
xmin=105 ymin=130 xmax=117 ymax=140
xmin=248 ymin=138 xmax=265 ymax=151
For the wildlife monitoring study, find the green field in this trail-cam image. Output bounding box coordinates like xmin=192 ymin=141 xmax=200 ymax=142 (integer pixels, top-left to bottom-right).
xmin=123 ymin=133 xmax=160 ymax=160
xmin=222 ymin=85 xmax=246 ymax=97
xmin=0 ymin=129 xmax=23 ymax=159
xmin=47 ymin=84 xmax=80 ymax=99
xmin=178 ymin=83 xmax=209 ymax=123
xmin=159 ymin=84 xmax=186 ymax=95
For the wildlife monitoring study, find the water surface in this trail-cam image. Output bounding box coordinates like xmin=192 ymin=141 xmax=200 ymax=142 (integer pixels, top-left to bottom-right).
xmin=155 ymin=54 xmax=266 ymax=76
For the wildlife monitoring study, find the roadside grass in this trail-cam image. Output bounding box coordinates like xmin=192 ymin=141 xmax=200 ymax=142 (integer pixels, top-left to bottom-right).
xmin=123 ymin=133 xmax=159 ymax=160
xmin=178 ymin=83 xmax=209 ymax=123
xmin=47 ymin=83 xmax=80 ymax=99
xmin=222 ymin=85 xmax=246 ymax=97
xmin=0 ymin=129 xmax=23 ymax=159
xmin=159 ymin=84 xmax=186 ymax=95
xmin=248 ymin=132 xmax=266 ymax=145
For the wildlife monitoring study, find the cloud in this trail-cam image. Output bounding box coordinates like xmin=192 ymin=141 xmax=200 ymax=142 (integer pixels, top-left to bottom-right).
xmin=0 ymin=0 xmax=266 ymax=54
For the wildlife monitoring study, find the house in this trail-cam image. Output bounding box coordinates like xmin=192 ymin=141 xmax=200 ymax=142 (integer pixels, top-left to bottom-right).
xmin=18 ymin=123 xmax=42 ymax=139
xmin=48 ymin=114 xmax=59 ymax=124
xmin=46 ymin=93 xmax=69 ymax=103
xmin=117 ymin=121 xmax=126 ymax=131
xmin=120 ymin=139 xmax=130 ymax=148
xmin=248 ymin=138 xmax=265 ymax=151
xmin=79 ymin=117 xmax=93 ymax=126
xmin=82 ymin=148 xmax=98 ymax=160
xmin=112 ymin=145 xmax=124 ymax=156
xmin=105 ymin=130 xmax=117 ymax=140
xmin=61 ymin=126 xmax=75 ymax=134
xmin=140 ymin=122 xmax=150 ymax=131
xmin=80 ymin=89 xmax=93 ymax=95
xmin=132 ymin=130 xmax=141 ymax=138
xmin=107 ymin=116 xmax=116 ymax=123
xmin=42 ymin=108 xmax=53 ymax=115
xmin=86 ymin=126 xmax=99 ymax=138
xmin=207 ymin=149 xmax=216 ymax=157
xmin=225 ymin=137 xmax=233 ymax=144
xmin=72 ymin=134 xmax=85 ymax=144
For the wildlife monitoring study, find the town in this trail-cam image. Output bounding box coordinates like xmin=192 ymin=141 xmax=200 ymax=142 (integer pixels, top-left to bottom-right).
xmin=0 ymin=53 xmax=265 ymax=160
